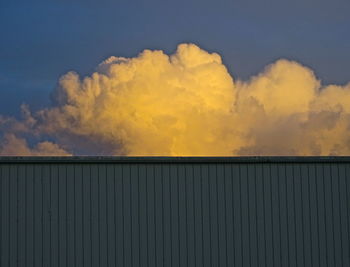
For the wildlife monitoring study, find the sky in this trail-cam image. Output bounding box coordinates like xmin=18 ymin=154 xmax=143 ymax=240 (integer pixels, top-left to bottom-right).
xmin=1 ymin=0 xmax=350 ymax=156
xmin=1 ymin=0 xmax=349 ymax=116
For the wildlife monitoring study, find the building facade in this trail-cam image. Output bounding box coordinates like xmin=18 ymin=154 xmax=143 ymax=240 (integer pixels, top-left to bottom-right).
xmin=0 ymin=157 xmax=350 ymax=266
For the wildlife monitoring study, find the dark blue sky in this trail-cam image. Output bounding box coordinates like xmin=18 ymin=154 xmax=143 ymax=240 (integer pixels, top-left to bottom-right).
xmin=1 ymin=0 xmax=349 ymax=116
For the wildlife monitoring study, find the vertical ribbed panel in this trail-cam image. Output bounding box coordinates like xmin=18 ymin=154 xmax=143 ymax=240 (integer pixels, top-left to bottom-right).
xmin=1 ymin=162 xmax=350 ymax=267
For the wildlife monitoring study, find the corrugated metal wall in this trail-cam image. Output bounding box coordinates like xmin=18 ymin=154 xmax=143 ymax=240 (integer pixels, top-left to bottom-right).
xmin=0 ymin=161 xmax=350 ymax=267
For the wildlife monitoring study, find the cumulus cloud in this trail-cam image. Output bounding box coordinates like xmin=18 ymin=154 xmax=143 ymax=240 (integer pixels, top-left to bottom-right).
xmin=0 ymin=134 xmax=71 ymax=156
xmin=0 ymin=43 xmax=350 ymax=156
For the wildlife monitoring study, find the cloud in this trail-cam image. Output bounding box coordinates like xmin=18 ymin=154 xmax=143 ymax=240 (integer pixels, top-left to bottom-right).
xmin=0 ymin=134 xmax=71 ymax=156
xmin=1 ymin=43 xmax=350 ymax=156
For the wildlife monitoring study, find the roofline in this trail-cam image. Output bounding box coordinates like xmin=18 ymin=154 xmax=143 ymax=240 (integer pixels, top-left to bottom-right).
xmin=1 ymin=156 xmax=350 ymax=164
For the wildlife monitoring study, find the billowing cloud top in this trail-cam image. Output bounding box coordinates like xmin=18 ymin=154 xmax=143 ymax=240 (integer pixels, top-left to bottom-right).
xmin=1 ymin=43 xmax=350 ymax=156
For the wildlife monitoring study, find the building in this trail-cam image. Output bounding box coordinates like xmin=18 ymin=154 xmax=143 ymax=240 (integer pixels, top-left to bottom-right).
xmin=0 ymin=156 xmax=349 ymax=266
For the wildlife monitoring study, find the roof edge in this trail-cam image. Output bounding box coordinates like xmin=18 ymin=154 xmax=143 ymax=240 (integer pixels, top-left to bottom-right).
xmin=1 ymin=156 xmax=350 ymax=164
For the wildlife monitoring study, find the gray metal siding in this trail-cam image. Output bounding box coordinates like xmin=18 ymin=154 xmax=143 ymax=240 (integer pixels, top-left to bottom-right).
xmin=0 ymin=161 xmax=350 ymax=267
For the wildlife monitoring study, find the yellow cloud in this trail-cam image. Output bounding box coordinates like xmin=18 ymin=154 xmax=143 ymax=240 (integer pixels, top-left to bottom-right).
xmin=1 ymin=43 xmax=350 ymax=156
